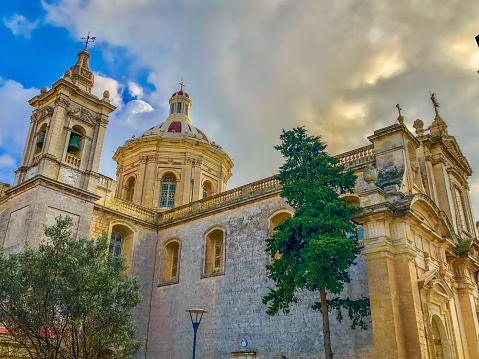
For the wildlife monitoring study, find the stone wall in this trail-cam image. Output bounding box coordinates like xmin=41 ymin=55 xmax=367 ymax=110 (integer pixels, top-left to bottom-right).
xmin=142 ymin=194 xmax=373 ymax=359
xmin=0 ymin=179 xmax=95 ymax=253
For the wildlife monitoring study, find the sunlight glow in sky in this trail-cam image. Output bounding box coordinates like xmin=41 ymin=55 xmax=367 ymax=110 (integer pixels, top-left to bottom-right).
xmin=1 ymin=0 xmax=479 ymax=216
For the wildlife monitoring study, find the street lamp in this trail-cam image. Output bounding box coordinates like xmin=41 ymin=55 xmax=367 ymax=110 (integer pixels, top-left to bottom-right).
xmin=186 ymin=308 xmax=207 ymax=359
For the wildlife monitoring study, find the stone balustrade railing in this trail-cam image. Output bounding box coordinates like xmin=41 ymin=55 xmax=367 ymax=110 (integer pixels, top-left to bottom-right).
xmin=158 ymin=176 xmax=281 ymax=225
xmin=336 ymin=144 xmax=375 ymax=167
xmin=98 ymin=174 xmax=113 ymax=189
xmin=110 ymin=197 xmax=157 ymax=223
xmin=95 ymin=144 xmax=376 ymax=225
xmin=32 ymin=153 xmax=41 ymax=165
xmin=65 ymin=153 xmax=81 ymax=168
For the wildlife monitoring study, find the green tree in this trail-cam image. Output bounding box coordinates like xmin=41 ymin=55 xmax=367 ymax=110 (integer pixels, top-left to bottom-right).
xmin=263 ymin=127 xmax=370 ymax=359
xmin=0 ymin=216 xmax=142 ymax=359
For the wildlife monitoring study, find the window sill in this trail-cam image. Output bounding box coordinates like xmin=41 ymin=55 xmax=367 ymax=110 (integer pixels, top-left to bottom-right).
xmin=158 ymin=278 xmax=179 ymax=287
xmin=201 ymin=269 xmax=224 ymax=279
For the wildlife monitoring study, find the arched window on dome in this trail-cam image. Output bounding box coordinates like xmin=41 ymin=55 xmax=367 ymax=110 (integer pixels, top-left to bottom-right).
xmin=177 ymin=102 xmax=182 ymax=114
xmin=202 ymin=181 xmax=213 ymax=199
xmin=160 ymin=175 xmax=177 ymax=208
xmin=185 ymin=104 xmax=189 ymax=116
xmin=125 ymin=177 xmax=135 ymax=202
xmin=170 ymin=103 xmax=174 ymax=114
xmin=109 ymin=231 xmax=123 ymax=257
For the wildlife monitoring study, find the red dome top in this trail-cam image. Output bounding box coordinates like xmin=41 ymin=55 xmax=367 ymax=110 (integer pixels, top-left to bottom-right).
xmin=141 ymin=121 xmax=209 ymax=143
xmin=171 ymin=90 xmax=189 ymax=98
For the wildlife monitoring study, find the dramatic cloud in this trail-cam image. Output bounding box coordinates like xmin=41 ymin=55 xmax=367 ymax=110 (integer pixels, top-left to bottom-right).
xmin=91 ymin=74 xmax=125 ymax=109
xmin=35 ymin=0 xmax=479 ymax=214
xmin=2 ymin=14 xmax=40 ymax=39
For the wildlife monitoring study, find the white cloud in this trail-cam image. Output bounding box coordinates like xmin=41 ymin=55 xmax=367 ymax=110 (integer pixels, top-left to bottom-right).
xmin=0 ymin=78 xmax=38 ymax=184
xmin=0 ymin=78 xmax=38 ymax=149
xmin=91 ymin=74 xmax=124 ymax=109
xmin=2 ymin=14 xmax=40 ymax=39
xmin=0 ymin=154 xmax=16 ymax=168
xmin=128 ymin=81 xmax=144 ymax=99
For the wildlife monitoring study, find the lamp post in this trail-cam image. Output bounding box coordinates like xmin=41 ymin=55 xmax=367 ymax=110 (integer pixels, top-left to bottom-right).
xmin=186 ymin=308 xmax=207 ymax=359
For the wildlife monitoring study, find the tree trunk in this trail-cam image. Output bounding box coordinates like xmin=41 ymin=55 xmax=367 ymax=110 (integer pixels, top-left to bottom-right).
xmin=320 ymin=288 xmax=333 ymax=359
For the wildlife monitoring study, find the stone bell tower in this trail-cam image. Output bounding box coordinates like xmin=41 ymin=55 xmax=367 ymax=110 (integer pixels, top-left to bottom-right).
xmin=0 ymin=47 xmax=116 ymax=252
xmin=14 ymin=48 xmax=116 ymax=192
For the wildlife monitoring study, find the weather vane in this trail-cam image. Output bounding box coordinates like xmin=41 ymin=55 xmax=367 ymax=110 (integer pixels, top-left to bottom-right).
xmin=430 ymin=91 xmax=440 ymax=117
xmin=179 ymin=80 xmax=185 ymax=91
xmin=81 ymin=32 xmax=96 ymax=49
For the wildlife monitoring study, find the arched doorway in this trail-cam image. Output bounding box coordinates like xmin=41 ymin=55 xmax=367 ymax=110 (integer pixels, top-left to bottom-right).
xmin=431 ymin=315 xmax=453 ymax=359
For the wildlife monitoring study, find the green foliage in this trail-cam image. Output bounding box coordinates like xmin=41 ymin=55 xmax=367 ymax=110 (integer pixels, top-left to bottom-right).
xmin=263 ymin=127 xmax=370 ymax=329
xmin=0 ymin=216 xmax=142 ymax=359
xmin=313 ymin=298 xmax=371 ymax=330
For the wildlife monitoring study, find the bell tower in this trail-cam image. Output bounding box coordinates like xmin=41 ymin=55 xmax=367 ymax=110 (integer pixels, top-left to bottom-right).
xmin=14 ymin=48 xmax=116 ymax=193
xmin=0 ymin=46 xmax=116 ymax=252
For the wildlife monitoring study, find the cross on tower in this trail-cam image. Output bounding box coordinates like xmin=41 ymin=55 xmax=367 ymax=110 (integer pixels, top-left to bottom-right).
xmin=179 ymin=81 xmax=185 ymax=91
xmin=81 ymin=32 xmax=96 ymax=49
xmin=396 ymin=104 xmax=402 ymax=117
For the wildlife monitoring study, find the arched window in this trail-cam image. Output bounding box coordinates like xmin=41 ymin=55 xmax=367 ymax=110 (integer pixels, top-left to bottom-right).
xmin=161 ymin=240 xmax=181 ymax=284
xmin=160 ymin=176 xmax=176 ymax=208
xmin=68 ymin=126 xmax=85 ymax=156
xmin=177 ymin=102 xmax=182 ymax=114
xmin=125 ymin=177 xmax=135 ymax=202
xmin=109 ymin=231 xmax=123 ymax=257
xmin=269 ymin=211 xmax=293 ymax=260
xmin=204 ymin=229 xmax=225 ymax=275
xmin=35 ymin=124 xmax=48 ymax=153
xmin=202 ymin=185 xmax=208 ymax=199
xmin=170 ymin=103 xmax=174 ymax=114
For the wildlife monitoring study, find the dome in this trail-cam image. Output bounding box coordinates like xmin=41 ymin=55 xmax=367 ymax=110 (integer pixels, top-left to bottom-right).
xmin=171 ymin=90 xmax=189 ymax=98
xmin=141 ymin=121 xmax=210 ymax=143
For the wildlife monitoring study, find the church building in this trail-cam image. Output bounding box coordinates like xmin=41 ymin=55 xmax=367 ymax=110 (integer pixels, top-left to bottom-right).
xmin=1 ymin=48 xmax=479 ymax=359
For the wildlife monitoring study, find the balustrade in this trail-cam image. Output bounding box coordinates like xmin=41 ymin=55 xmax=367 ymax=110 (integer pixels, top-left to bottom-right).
xmin=336 ymin=144 xmax=375 ymax=167
xmin=65 ymin=153 xmax=81 ymax=168
xmin=98 ymin=174 xmax=112 ymax=188
xmin=32 ymin=153 xmax=41 ymax=165
xmin=97 ymin=144 xmax=374 ymax=225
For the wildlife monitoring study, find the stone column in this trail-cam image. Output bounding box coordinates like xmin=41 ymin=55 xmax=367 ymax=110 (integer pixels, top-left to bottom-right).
xmin=134 ymin=156 xmax=147 ymax=205
xmin=454 ymin=259 xmax=479 ymax=359
xmin=142 ymin=156 xmax=157 ymax=207
xmin=183 ymin=158 xmax=193 ymax=205
xmin=192 ymin=159 xmax=202 ymax=201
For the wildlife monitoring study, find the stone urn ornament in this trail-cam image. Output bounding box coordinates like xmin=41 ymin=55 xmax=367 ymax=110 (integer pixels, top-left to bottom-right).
xmin=363 ymin=164 xmax=377 ymax=185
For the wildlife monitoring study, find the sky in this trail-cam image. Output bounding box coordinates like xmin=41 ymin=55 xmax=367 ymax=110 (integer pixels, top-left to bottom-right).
xmin=1 ymin=0 xmax=479 ymax=216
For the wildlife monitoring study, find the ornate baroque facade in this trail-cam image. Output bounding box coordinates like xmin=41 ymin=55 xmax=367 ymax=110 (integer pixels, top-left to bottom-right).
xmin=1 ymin=49 xmax=479 ymax=359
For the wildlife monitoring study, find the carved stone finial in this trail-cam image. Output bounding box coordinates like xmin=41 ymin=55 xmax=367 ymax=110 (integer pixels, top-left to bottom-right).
xmin=363 ymin=164 xmax=377 ymax=185
xmin=40 ymin=86 xmax=47 ymax=94
xmin=413 ymin=119 xmax=424 ymax=136
xmin=64 ymin=69 xmax=72 ymax=79
xmin=102 ymin=90 xmax=110 ymax=103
